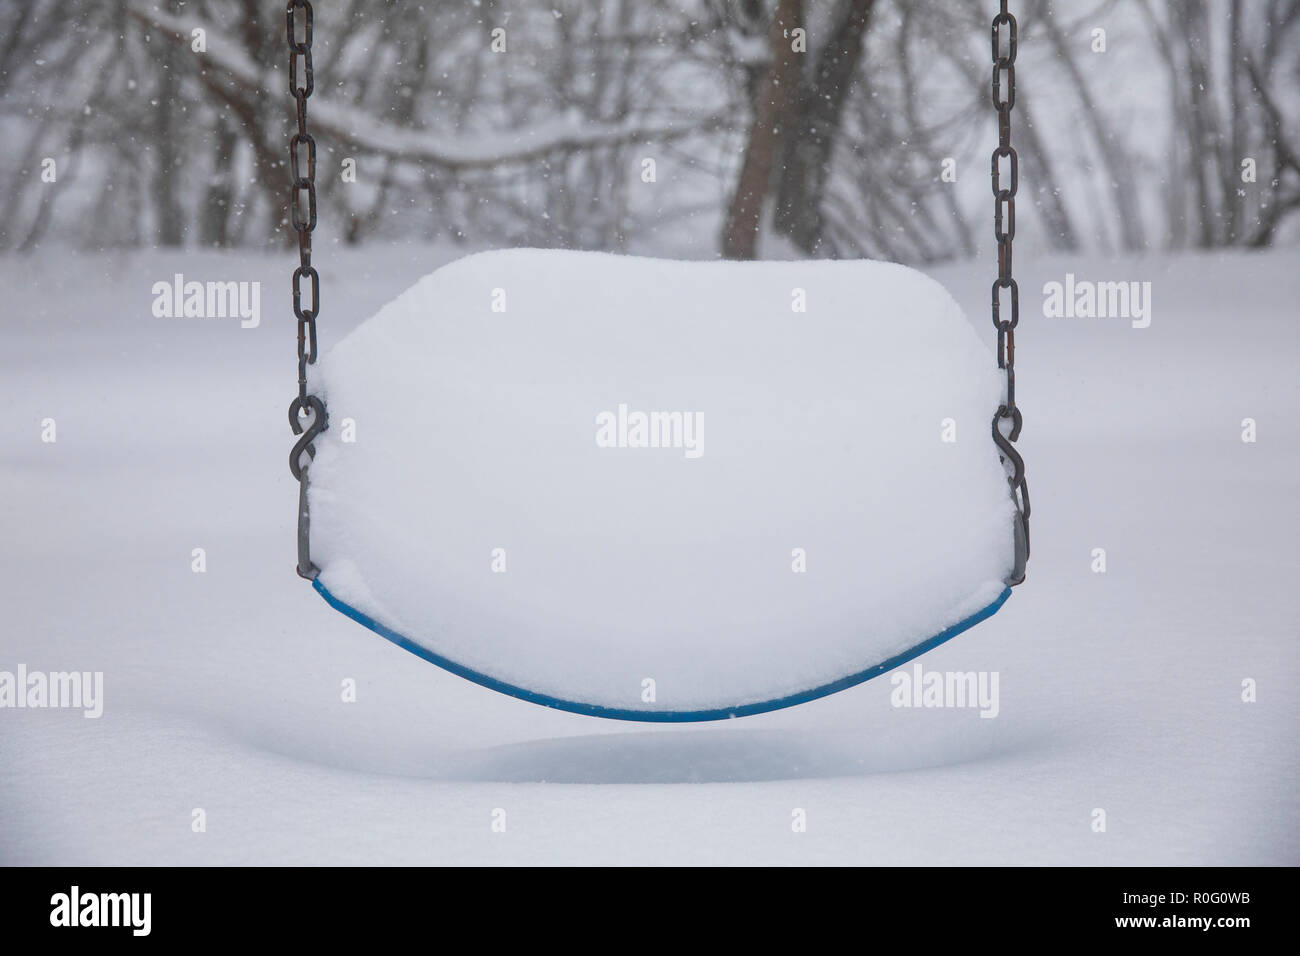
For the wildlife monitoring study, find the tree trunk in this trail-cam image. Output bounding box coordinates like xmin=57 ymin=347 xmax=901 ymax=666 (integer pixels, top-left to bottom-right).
xmin=721 ymin=0 xmax=805 ymax=260
xmin=772 ymin=0 xmax=875 ymax=256
xmin=1176 ymin=0 xmax=1222 ymax=248
xmin=152 ymin=0 xmax=185 ymax=247
xmin=201 ymin=115 xmax=236 ymax=248
xmin=1223 ymin=0 xmax=1244 ymax=243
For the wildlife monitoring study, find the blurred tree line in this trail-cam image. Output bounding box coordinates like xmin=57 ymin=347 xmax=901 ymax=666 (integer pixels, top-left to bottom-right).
xmin=0 ymin=0 xmax=1296 ymax=260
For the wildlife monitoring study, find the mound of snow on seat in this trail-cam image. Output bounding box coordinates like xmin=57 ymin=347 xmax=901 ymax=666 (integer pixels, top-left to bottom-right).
xmin=307 ymin=249 xmax=1015 ymax=714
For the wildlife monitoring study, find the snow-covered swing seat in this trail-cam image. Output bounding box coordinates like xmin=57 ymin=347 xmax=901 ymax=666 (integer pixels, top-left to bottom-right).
xmin=285 ymin=3 xmax=1030 ymax=721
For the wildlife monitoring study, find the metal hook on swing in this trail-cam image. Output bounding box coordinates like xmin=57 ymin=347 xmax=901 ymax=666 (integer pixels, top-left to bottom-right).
xmin=289 ymin=394 xmax=328 ymax=481
xmin=991 ymin=408 xmax=1029 ymax=585
xmin=289 ymin=395 xmax=327 ymax=580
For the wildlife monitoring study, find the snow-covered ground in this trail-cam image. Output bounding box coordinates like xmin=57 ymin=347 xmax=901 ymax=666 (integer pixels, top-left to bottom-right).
xmin=1 ymin=244 xmax=1296 ymax=865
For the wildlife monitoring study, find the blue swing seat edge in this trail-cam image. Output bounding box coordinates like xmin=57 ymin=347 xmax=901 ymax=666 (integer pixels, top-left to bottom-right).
xmin=312 ymin=578 xmax=1011 ymax=723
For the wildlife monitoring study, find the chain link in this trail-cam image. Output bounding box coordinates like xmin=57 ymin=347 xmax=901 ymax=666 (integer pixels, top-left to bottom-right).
xmin=287 ymin=0 xmax=327 ymax=580
xmin=990 ymin=0 xmax=1029 ymax=584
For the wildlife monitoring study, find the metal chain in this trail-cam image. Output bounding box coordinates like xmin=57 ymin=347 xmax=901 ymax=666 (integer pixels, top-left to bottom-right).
xmin=287 ymin=0 xmax=327 ymax=580
xmin=990 ymin=0 xmax=1030 ymax=585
